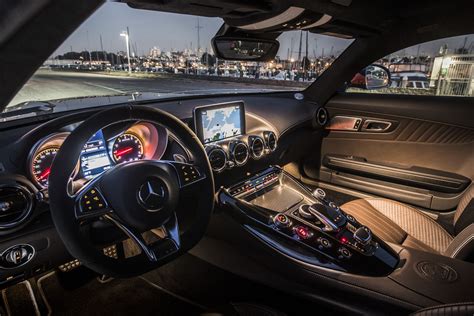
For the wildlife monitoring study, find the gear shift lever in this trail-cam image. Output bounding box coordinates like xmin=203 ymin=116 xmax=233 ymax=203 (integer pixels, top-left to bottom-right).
xmin=298 ymin=203 xmax=346 ymax=232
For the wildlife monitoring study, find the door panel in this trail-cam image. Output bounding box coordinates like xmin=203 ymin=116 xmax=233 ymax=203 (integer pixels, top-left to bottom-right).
xmin=303 ymin=93 xmax=474 ymax=211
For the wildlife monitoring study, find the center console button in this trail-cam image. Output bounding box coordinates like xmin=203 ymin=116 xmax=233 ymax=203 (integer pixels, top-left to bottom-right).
xmin=338 ymin=247 xmax=352 ymax=259
xmin=293 ymin=226 xmax=313 ymax=239
xmin=329 ymin=202 xmax=340 ymax=211
xmin=346 ymin=214 xmax=357 ymax=223
xmin=273 ymin=213 xmax=291 ymax=228
xmin=316 ymin=237 xmax=332 ymax=249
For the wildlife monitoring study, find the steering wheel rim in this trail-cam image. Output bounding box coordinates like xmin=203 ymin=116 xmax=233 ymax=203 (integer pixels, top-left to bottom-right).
xmin=48 ymin=105 xmax=214 ymax=277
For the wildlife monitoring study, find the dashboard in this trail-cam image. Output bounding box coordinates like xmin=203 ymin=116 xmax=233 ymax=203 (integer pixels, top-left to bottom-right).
xmin=0 ymin=93 xmax=315 ymax=284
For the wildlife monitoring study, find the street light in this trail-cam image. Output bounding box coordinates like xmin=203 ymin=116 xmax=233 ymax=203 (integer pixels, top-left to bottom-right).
xmin=120 ymin=29 xmax=131 ymax=75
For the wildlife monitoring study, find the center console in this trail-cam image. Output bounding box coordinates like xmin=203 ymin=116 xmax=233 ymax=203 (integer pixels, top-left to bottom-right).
xmin=218 ymin=166 xmax=399 ymax=276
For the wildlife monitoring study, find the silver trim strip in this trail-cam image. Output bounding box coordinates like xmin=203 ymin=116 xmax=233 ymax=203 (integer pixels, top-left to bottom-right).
xmin=360 ymin=120 xmax=392 ymax=132
xmin=326 ymin=116 xmax=362 ymax=131
xmin=239 ymin=7 xmax=305 ymax=30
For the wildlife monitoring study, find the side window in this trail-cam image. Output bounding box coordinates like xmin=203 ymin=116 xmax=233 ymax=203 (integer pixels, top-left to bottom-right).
xmin=346 ymin=34 xmax=474 ymax=97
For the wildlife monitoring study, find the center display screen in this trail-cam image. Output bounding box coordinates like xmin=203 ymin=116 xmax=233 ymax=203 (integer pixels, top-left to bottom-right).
xmin=194 ymin=102 xmax=245 ymax=144
xmin=80 ymin=130 xmax=112 ymax=179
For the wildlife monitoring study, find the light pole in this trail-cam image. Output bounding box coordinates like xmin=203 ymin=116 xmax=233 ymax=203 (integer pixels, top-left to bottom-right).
xmin=120 ymin=28 xmax=131 ymax=75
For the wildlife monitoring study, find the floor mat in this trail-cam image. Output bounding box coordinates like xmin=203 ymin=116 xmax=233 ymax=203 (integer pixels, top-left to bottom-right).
xmin=2 ymin=281 xmax=40 ymax=316
xmin=38 ymin=272 xmax=202 ymax=316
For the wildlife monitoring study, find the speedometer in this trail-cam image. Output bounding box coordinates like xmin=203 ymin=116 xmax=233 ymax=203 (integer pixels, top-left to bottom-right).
xmin=32 ymin=147 xmax=59 ymax=187
xmin=112 ymin=133 xmax=144 ymax=163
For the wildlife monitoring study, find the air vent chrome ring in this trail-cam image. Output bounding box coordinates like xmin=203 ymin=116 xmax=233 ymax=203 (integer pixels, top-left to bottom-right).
xmin=206 ymin=146 xmax=227 ymax=173
xmin=249 ymin=136 xmax=265 ymax=159
xmin=263 ymin=131 xmax=277 ymax=152
xmin=231 ymin=141 xmax=249 ymax=166
xmin=316 ymin=107 xmax=329 ymax=126
xmin=0 ymin=184 xmax=34 ymax=230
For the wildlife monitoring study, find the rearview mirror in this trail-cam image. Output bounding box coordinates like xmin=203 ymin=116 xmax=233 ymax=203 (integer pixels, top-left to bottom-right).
xmin=349 ymin=64 xmax=391 ymax=90
xmin=211 ymin=37 xmax=279 ymax=62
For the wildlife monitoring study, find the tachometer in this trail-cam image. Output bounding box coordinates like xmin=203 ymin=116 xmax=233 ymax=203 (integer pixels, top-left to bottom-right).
xmin=112 ymin=133 xmax=144 ymax=163
xmin=32 ymin=147 xmax=59 ymax=187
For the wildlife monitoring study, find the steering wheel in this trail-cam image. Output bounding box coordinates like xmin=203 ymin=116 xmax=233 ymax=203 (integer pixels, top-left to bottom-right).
xmin=48 ymin=106 xmax=214 ymax=277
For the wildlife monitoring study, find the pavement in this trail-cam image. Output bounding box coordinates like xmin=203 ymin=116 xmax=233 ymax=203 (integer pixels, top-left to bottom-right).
xmin=8 ymin=70 xmax=295 ymax=108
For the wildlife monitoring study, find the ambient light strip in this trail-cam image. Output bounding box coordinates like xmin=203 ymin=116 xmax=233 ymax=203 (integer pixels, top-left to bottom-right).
xmin=239 ymin=7 xmax=305 ymax=30
xmin=302 ymin=14 xmax=332 ymax=29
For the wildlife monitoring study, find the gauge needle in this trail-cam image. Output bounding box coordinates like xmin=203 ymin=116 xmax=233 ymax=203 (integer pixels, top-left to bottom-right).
xmin=114 ymin=147 xmax=133 ymax=157
xmin=38 ymin=168 xmax=51 ymax=180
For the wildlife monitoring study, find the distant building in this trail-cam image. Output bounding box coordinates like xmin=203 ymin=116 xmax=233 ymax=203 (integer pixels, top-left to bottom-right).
xmin=430 ymin=54 xmax=474 ymax=96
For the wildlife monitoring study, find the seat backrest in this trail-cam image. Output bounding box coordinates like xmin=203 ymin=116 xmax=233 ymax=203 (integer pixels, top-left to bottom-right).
xmin=411 ymin=302 xmax=474 ymax=316
xmin=454 ymin=184 xmax=474 ymax=235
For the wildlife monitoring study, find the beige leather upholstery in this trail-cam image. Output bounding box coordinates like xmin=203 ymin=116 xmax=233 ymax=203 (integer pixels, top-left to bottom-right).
xmin=341 ymin=198 xmax=453 ymax=254
xmin=454 ymin=185 xmax=474 ymax=234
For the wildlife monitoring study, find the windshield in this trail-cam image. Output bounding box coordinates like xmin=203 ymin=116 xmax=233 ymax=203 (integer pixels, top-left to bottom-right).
xmin=5 ymin=2 xmax=353 ymax=118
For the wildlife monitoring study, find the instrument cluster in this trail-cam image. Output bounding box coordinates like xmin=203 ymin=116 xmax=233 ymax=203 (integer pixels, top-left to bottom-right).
xmin=28 ymin=122 xmax=167 ymax=189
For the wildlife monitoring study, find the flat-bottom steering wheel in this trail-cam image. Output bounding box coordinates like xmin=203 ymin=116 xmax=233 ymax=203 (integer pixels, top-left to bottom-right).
xmin=48 ymin=106 xmax=214 ymax=277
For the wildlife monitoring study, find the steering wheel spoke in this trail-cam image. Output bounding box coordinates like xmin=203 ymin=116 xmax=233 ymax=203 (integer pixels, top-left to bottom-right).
xmin=104 ymin=213 xmax=158 ymax=262
xmin=72 ymin=176 xmax=112 ymax=220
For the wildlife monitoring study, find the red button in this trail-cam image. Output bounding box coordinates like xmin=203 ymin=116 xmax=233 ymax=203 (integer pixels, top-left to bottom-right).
xmin=294 ymin=226 xmax=313 ymax=239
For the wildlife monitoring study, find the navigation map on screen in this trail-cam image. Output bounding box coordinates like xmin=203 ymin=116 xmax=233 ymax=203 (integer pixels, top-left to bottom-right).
xmin=200 ymin=105 xmax=242 ymax=143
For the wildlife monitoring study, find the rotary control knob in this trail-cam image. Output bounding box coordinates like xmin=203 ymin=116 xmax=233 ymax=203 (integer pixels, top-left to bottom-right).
xmin=354 ymin=226 xmax=372 ymax=245
xmin=312 ymin=188 xmax=326 ymax=200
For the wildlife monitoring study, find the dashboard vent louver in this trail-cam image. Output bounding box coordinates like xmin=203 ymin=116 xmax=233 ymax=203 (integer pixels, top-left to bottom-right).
xmin=263 ymin=131 xmax=277 ymax=152
xmin=0 ymin=186 xmax=33 ymax=229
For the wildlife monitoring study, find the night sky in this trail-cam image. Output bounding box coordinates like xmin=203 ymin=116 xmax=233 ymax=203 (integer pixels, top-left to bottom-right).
xmin=54 ymin=2 xmax=473 ymax=59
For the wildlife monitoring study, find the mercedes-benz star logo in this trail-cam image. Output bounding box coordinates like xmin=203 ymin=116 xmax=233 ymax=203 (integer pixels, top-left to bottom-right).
xmin=138 ymin=179 xmax=166 ymax=211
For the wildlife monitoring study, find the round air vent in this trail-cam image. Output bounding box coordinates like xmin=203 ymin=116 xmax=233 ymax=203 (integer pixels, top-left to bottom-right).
xmin=249 ymin=136 xmax=265 ymax=159
xmin=263 ymin=131 xmax=277 ymax=152
xmin=315 ymin=107 xmax=329 ymax=127
xmin=231 ymin=141 xmax=249 ymax=166
xmin=206 ymin=146 xmax=227 ymax=172
xmin=0 ymin=185 xmax=33 ymax=230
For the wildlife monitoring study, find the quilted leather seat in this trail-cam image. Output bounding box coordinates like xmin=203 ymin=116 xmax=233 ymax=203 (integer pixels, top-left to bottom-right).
xmin=341 ymin=185 xmax=474 ymax=260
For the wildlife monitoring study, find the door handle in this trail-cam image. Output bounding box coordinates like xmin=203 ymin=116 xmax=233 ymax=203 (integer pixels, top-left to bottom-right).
xmin=360 ymin=120 xmax=392 ymax=132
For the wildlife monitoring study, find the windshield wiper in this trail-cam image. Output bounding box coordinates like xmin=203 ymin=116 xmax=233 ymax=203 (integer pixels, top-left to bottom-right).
xmin=0 ymin=101 xmax=56 ymax=120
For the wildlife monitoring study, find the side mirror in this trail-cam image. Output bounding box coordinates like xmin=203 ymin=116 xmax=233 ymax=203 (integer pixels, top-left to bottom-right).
xmin=211 ymin=36 xmax=279 ymax=62
xmin=349 ymin=64 xmax=391 ymax=90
